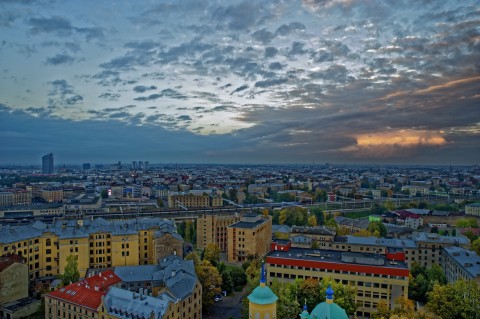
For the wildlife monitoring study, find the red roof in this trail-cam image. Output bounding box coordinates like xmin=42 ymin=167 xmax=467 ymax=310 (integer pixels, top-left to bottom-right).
xmin=47 ymin=270 xmax=121 ymax=311
xmin=394 ymin=210 xmax=422 ymax=219
xmin=0 ymin=254 xmax=24 ymax=272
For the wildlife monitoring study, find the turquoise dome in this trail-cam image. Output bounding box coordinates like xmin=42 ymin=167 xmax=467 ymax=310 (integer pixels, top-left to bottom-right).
xmin=309 ymin=302 xmax=348 ymax=319
xmin=248 ymin=285 xmax=278 ymax=305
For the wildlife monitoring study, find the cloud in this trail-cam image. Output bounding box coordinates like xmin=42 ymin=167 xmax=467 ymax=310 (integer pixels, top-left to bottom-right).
xmin=133 ymin=85 xmax=157 ymax=93
xmin=134 ymin=94 xmax=162 ymax=101
xmin=178 ymin=115 xmax=192 ymax=121
xmin=254 ymin=78 xmax=288 ymax=88
xmin=28 ymin=16 xmax=104 ymax=40
xmin=252 ymin=29 xmax=275 ymax=44
xmin=45 ymin=53 xmax=75 ymax=65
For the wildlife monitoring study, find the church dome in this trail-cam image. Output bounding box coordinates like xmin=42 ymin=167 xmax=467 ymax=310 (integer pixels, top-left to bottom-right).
xmin=306 ymin=285 xmax=348 ymax=319
xmin=248 ymin=285 xmax=278 ymax=305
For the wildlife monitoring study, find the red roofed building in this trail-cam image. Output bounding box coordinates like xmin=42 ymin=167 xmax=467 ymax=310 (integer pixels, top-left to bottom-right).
xmin=394 ymin=210 xmax=423 ymax=229
xmin=45 ymin=270 xmax=120 ymax=319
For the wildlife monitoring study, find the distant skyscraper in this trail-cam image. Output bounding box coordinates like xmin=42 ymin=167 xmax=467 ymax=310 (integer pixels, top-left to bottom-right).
xmin=42 ymin=153 xmax=54 ymax=174
xmin=82 ymin=163 xmax=91 ymax=170
xmin=145 ymin=161 xmax=149 ymax=171
xmin=132 ymin=161 xmax=137 ymax=170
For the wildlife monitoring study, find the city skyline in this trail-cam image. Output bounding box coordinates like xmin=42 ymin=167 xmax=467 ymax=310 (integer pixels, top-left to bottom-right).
xmin=0 ymin=0 xmax=479 ymax=165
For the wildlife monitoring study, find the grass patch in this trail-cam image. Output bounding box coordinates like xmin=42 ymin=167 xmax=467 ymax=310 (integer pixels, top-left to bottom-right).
xmin=343 ymin=211 xmax=372 ymax=219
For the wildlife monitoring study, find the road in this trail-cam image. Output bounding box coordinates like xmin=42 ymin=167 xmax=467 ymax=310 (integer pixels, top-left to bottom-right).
xmin=207 ymin=287 xmax=246 ymax=319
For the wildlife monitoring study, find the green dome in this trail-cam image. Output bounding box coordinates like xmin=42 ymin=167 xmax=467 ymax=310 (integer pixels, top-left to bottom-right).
xmin=247 ymin=285 xmax=278 ymax=305
xmin=310 ymin=302 xmax=348 ymax=319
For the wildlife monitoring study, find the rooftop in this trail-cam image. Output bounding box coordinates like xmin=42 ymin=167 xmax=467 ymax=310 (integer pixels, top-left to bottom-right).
xmin=443 ymin=246 xmax=480 ymax=279
xmin=267 ymin=246 xmax=409 ymax=273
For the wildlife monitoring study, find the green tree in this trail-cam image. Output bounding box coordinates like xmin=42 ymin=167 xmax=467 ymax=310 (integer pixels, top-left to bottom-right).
xmin=270 ymin=280 xmax=300 ymax=319
xmin=100 ymin=189 xmax=108 ymax=199
xmin=426 ymin=280 xmax=480 ymax=319
xmin=196 ymin=260 xmax=222 ymax=311
xmin=384 ymin=200 xmax=396 ymax=212
xmin=61 ymin=255 xmax=80 ymax=286
xmin=471 ymin=238 xmax=480 ymax=255
xmin=203 ymin=243 xmax=221 ymax=267
xmin=455 ymin=218 xmax=478 ymax=228
xmin=307 ymin=215 xmax=318 ymax=227
xmin=367 ymin=221 xmax=387 ymax=237
xmin=185 ymin=252 xmax=200 ymax=269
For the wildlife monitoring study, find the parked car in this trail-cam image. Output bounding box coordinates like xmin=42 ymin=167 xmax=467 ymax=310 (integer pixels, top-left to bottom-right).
xmin=214 ymin=294 xmax=223 ymax=303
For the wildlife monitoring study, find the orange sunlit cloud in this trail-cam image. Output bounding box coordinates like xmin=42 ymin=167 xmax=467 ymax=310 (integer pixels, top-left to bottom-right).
xmin=356 ymin=130 xmax=447 ymax=147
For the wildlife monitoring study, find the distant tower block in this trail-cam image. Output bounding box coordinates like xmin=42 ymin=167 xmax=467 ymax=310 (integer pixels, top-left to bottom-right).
xmin=42 ymin=153 xmax=54 ymax=174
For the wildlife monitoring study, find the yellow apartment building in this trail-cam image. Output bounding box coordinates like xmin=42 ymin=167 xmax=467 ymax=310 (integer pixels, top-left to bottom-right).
xmin=266 ymin=245 xmax=409 ymax=319
xmin=168 ymin=193 xmax=223 ymax=208
xmin=196 ymin=213 xmax=241 ymax=251
xmin=0 ymin=217 xmax=178 ymax=280
xmin=227 ymin=213 xmax=272 ymax=262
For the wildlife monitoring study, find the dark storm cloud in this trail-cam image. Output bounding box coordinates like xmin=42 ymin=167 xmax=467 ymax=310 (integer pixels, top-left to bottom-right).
xmin=98 ymin=93 xmax=120 ymax=101
xmin=65 ymin=95 xmax=83 ymax=105
xmin=264 ymin=47 xmax=279 ymax=58
xmin=133 ymin=85 xmax=157 ymax=93
xmin=134 ymin=94 xmax=162 ymax=101
xmin=275 ymin=22 xmax=306 ymax=36
xmin=252 ymin=29 xmax=275 ymax=44
xmin=178 ymin=115 xmax=192 ymax=121
xmin=45 ymin=53 xmax=75 ymax=65
xmin=231 ymin=85 xmax=249 ymax=94
xmin=28 ymin=16 xmax=104 ymax=40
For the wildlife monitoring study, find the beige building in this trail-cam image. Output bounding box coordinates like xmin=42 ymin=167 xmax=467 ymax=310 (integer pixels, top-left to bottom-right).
xmin=197 ymin=213 xmax=241 ymax=251
xmin=227 ymin=213 xmax=272 ymax=262
xmin=42 ymin=187 xmax=64 ymax=203
xmin=465 ymin=203 xmax=480 ymax=216
xmin=0 ymin=218 xmax=178 ymax=280
xmin=168 ymin=193 xmax=222 ymax=208
xmin=266 ymin=245 xmax=409 ymax=319
xmin=153 ymin=230 xmax=184 ymax=260
xmin=0 ymin=254 xmax=28 ymax=305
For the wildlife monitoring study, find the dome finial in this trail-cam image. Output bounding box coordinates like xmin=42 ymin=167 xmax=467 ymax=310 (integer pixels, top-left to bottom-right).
xmin=326 ymin=284 xmax=334 ymax=304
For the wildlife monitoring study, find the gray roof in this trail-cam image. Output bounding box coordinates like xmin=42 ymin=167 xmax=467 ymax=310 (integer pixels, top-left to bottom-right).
xmin=272 ymin=224 xmax=291 ymax=233
xmin=115 ymin=255 xmax=197 ymax=301
xmin=411 ymin=232 xmax=470 ymax=245
xmin=443 ymin=246 xmax=480 ymax=279
xmin=104 ymin=287 xmax=171 ymax=319
xmin=0 ymin=217 xmax=176 ymax=244
xmin=291 ymin=225 xmax=336 ymax=236
xmin=346 ymin=236 xmax=417 ymax=249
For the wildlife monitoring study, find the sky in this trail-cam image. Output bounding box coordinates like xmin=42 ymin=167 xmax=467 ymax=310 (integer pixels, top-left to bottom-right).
xmin=0 ymin=0 xmax=479 ymax=166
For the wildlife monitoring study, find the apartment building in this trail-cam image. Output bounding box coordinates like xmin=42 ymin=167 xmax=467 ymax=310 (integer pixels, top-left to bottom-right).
xmin=227 ymin=213 xmax=272 ymax=262
xmin=111 ymin=255 xmax=202 ymax=319
xmin=42 ymin=187 xmax=64 ymax=203
xmin=168 ymin=193 xmax=222 ymax=208
xmin=465 ymin=202 xmax=480 ymax=216
xmin=196 ymin=213 xmax=241 ymax=251
xmin=0 ymin=217 xmax=177 ymax=280
xmin=45 ymin=257 xmax=202 ymax=319
xmin=442 ymin=246 xmax=480 ymax=284
xmin=289 ymin=225 xmax=336 ymax=247
xmin=266 ymin=245 xmax=409 ymax=319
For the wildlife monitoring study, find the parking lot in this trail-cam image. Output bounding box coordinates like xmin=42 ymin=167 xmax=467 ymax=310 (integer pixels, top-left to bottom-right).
xmin=206 ymin=288 xmax=246 ymax=319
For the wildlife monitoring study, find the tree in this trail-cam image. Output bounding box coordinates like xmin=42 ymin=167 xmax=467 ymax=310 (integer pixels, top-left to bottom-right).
xmin=426 ymin=280 xmax=480 ymax=319
xmin=455 ymin=218 xmax=478 ymax=228
xmin=367 ymin=221 xmax=387 ymax=237
xmin=100 ymin=189 xmax=108 ymax=199
xmin=472 ymin=238 xmax=480 ymax=255
xmin=156 ymin=197 xmax=164 ymax=207
xmin=307 ymin=215 xmax=318 ymax=227
xmin=203 ymin=243 xmax=221 ymax=267
xmin=196 ymin=260 xmax=222 ymax=311
xmin=270 ymin=280 xmax=300 ymax=319
xmin=384 ymin=200 xmax=396 ymax=212
xmin=185 ymin=252 xmax=200 ymax=269
xmin=61 ymin=255 xmax=80 ymax=286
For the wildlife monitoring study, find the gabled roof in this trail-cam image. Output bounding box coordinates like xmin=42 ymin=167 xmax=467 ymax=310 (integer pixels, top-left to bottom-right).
xmin=0 ymin=254 xmax=24 ymax=272
xmin=46 ymin=270 xmax=121 ymax=311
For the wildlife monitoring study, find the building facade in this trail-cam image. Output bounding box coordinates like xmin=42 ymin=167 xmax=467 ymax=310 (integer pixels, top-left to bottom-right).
xmin=465 ymin=203 xmax=480 ymax=216
xmin=0 ymin=218 xmax=178 ymax=280
xmin=227 ymin=214 xmax=272 ymax=262
xmin=168 ymin=193 xmax=222 ymax=208
xmin=42 ymin=153 xmax=54 ymax=175
xmin=196 ymin=213 xmax=241 ymax=251
xmin=442 ymin=246 xmax=480 ymax=284
xmin=266 ymin=246 xmax=409 ymax=319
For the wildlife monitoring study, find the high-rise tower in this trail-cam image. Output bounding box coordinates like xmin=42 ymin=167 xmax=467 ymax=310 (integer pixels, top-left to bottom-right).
xmin=42 ymin=153 xmax=54 ymax=174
